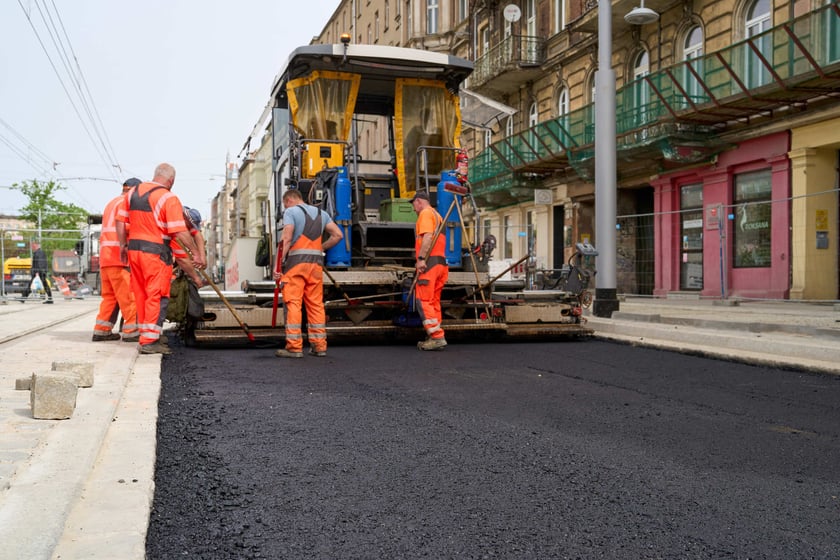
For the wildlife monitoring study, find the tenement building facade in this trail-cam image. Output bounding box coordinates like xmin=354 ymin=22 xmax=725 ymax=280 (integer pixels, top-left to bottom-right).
xmin=302 ymin=0 xmax=839 ymax=300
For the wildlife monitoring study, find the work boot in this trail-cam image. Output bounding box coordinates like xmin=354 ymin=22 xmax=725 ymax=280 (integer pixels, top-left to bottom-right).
xmin=43 ymin=299 xmax=53 ymax=304
xmin=417 ymin=337 xmax=447 ymax=351
xmin=121 ymin=334 xmax=140 ymax=343
xmin=139 ymin=342 xmax=172 ymax=355
xmin=92 ymin=332 xmax=121 ymax=342
xmin=275 ymin=349 xmax=303 ymax=359
xmin=309 ymin=348 xmax=327 ymax=357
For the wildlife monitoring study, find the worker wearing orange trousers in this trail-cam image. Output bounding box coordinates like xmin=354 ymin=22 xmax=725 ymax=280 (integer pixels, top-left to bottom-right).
xmin=274 ymin=189 xmax=343 ymax=358
xmin=411 ymin=190 xmax=448 ymax=351
xmin=93 ymin=178 xmax=141 ymax=342
xmin=116 ymin=163 xmax=201 ymax=354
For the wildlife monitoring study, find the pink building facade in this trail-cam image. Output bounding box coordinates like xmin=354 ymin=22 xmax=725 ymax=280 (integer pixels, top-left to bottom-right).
xmin=652 ymin=132 xmax=791 ymax=299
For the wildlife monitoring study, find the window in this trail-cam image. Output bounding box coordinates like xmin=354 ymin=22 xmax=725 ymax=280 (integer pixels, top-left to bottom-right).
xmin=427 ymin=0 xmax=439 ymax=34
xmin=503 ymin=215 xmax=513 ymax=259
xmin=733 ymin=169 xmax=772 ymax=268
xmin=484 ymin=128 xmax=493 ymax=149
xmin=681 ymin=25 xmax=705 ymax=105
xmin=557 ymin=87 xmax=569 ymax=117
xmin=458 ymin=0 xmax=468 ymax=21
xmin=367 ymin=23 xmax=372 ymax=44
xmin=744 ymin=0 xmax=771 ymax=88
xmin=529 ymin=102 xmax=539 ymax=127
xmin=827 ymin=0 xmax=839 ymax=62
xmin=527 ymin=102 xmax=540 ymax=155
xmin=554 ymin=0 xmax=566 ymax=33
xmin=524 ymin=0 xmax=538 ymax=61
xmin=385 ymin=1 xmax=390 ymax=30
xmin=557 ymin=86 xmax=570 ymax=144
xmin=505 ymin=116 xmax=514 ymax=137
xmin=375 ymin=12 xmax=380 ymax=41
xmin=629 ymin=50 xmax=651 ymax=129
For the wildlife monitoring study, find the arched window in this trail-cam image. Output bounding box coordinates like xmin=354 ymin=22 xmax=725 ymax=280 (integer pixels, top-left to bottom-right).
xmin=505 ymin=116 xmax=514 ymax=137
xmin=629 ymin=50 xmax=651 ymax=129
xmin=556 ymin=86 xmax=571 ymax=147
xmin=527 ymin=102 xmax=539 ymax=155
xmin=744 ymin=0 xmax=771 ymax=87
xmin=557 ymin=87 xmax=569 ymax=117
xmin=681 ymin=25 xmax=705 ymax=104
xmin=484 ymin=128 xmax=493 ymax=149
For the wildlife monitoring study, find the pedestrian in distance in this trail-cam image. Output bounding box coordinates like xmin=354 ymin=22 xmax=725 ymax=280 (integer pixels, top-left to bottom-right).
xmin=92 ymin=178 xmax=141 ymax=342
xmin=273 ymin=188 xmax=343 ymax=358
xmin=21 ymin=241 xmax=53 ymax=304
xmin=411 ymin=190 xmax=448 ymax=350
xmin=116 ymin=163 xmax=203 ymax=355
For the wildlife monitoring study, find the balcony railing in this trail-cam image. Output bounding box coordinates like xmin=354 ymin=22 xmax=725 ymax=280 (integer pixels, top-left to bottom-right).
xmin=470 ymin=35 xmax=546 ymax=89
xmin=470 ymin=2 xmax=840 ymax=201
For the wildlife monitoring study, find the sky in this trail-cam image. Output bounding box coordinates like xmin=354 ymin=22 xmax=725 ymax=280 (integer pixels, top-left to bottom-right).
xmin=0 ymin=0 xmax=339 ymax=220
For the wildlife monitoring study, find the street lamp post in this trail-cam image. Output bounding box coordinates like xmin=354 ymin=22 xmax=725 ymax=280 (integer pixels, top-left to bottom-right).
xmin=592 ymin=0 xmax=620 ymax=318
xmin=592 ymin=0 xmax=658 ymax=318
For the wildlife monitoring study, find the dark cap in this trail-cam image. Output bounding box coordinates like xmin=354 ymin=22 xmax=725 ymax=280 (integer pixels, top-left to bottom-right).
xmin=184 ymin=206 xmax=202 ymax=228
xmin=410 ymin=191 xmax=430 ymax=202
xmin=123 ymin=177 xmax=142 ymax=188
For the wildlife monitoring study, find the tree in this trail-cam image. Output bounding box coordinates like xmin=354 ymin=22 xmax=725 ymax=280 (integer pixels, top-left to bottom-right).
xmin=10 ymin=179 xmax=89 ymax=258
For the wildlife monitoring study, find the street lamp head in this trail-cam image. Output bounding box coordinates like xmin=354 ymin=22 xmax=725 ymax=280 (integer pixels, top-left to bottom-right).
xmin=624 ymin=1 xmax=659 ymax=25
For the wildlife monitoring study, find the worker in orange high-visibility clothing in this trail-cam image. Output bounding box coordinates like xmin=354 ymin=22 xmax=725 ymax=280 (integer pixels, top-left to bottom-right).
xmin=91 ymin=177 xmax=141 ymax=342
xmin=273 ymin=189 xmax=343 ymax=358
xmin=411 ymin=190 xmax=448 ymax=351
xmin=166 ymin=206 xmax=207 ymax=287
xmin=116 ymin=163 xmax=203 ymax=355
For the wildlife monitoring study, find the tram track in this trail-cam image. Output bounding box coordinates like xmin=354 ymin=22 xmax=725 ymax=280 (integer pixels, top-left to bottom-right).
xmin=0 ymin=300 xmax=97 ymax=345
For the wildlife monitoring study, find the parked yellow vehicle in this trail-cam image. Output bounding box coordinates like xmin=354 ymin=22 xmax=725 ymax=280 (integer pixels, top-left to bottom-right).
xmin=3 ymin=256 xmax=32 ymax=294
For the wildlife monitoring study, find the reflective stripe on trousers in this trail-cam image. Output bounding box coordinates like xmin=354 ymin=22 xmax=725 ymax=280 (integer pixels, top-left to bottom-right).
xmin=128 ymin=250 xmax=172 ymax=345
xmin=414 ymin=262 xmax=448 ymax=340
xmin=281 ymin=262 xmax=327 ymax=353
xmin=94 ymin=266 xmax=138 ymax=335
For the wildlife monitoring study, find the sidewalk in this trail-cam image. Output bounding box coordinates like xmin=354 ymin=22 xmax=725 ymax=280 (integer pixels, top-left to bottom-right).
xmin=585 ymin=296 xmax=840 ymax=375
xmin=0 ymin=294 xmax=837 ymax=560
xmin=0 ymin=295 xmax=159 ymax=560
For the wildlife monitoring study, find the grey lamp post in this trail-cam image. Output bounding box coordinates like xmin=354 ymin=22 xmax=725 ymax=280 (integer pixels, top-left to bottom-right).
xmin=592 ymin=0 xmax=658 ymax=318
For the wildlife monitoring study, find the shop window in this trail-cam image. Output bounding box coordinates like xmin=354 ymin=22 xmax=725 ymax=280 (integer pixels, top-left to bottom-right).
xmin=733 ymin=169 xmax=772 ymax=268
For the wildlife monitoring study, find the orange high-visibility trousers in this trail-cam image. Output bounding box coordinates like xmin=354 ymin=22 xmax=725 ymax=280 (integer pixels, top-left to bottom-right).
xmin=281 ymin=262 xmax=327 ymax=353
xmin=128 ymin=251 xmax=172 ymax=345
xmin=414 ymin=263 xmax=448 ymax=340
xmin=94 ymin=266 xmax=138 ymax=336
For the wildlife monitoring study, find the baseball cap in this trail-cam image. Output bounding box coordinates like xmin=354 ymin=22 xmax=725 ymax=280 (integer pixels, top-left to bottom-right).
xmin=410 ymin=191 xmax=430 ymax=202
xmin=123 ymin=177 xmax=142 ymax=188
xmin=184 ymin=206 xmax=202 ymax=228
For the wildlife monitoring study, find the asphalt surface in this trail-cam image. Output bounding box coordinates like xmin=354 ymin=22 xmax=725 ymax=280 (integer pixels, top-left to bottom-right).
xmin=0 ymin=293 xmax=838 ymax=559
xmin=146 ymin=339 xmax=840 ymax=559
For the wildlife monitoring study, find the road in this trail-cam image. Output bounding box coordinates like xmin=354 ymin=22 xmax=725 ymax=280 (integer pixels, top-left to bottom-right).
xmin=147 ymin=339 xmax=840 ymax=559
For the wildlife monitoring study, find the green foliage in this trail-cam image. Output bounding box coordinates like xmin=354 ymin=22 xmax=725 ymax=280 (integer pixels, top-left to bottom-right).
xmin=7 ymin=179 xmax=89 ymax=260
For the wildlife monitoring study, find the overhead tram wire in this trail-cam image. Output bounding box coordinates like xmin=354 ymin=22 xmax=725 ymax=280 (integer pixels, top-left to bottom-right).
xmin=16 ymin=0 xmax=121 ymax=183
xmin=0 ymin=118 xmax=57 ymax=182
xmin=45 ymin=0 xmax=121 ymax=177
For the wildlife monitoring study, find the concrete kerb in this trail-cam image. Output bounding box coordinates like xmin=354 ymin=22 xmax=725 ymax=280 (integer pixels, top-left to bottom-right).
xmin=53 ymin=354 xmax=160 ymax=560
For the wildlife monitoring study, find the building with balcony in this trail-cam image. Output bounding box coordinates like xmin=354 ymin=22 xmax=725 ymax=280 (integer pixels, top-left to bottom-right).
xmin=224 ymin=0 xmax=838 ymax=301
xmin=466 ymin=0 xmax=839 ymax=300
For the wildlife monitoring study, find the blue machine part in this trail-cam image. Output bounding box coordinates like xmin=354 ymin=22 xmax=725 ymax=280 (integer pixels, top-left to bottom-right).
xmin=436 ymin=170 xmax=462 ymax=267
xmin=325 ymin=166 xmax=352 ymax=267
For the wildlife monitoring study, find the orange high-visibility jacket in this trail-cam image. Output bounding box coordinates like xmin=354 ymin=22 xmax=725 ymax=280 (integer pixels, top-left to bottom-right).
xmin=99 ymin=193 xmax=128 ymax=268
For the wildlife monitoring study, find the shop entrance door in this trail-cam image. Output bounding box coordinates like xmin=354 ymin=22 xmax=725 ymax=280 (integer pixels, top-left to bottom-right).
xmin=680 ymin=184 xmax=704 ymax=290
